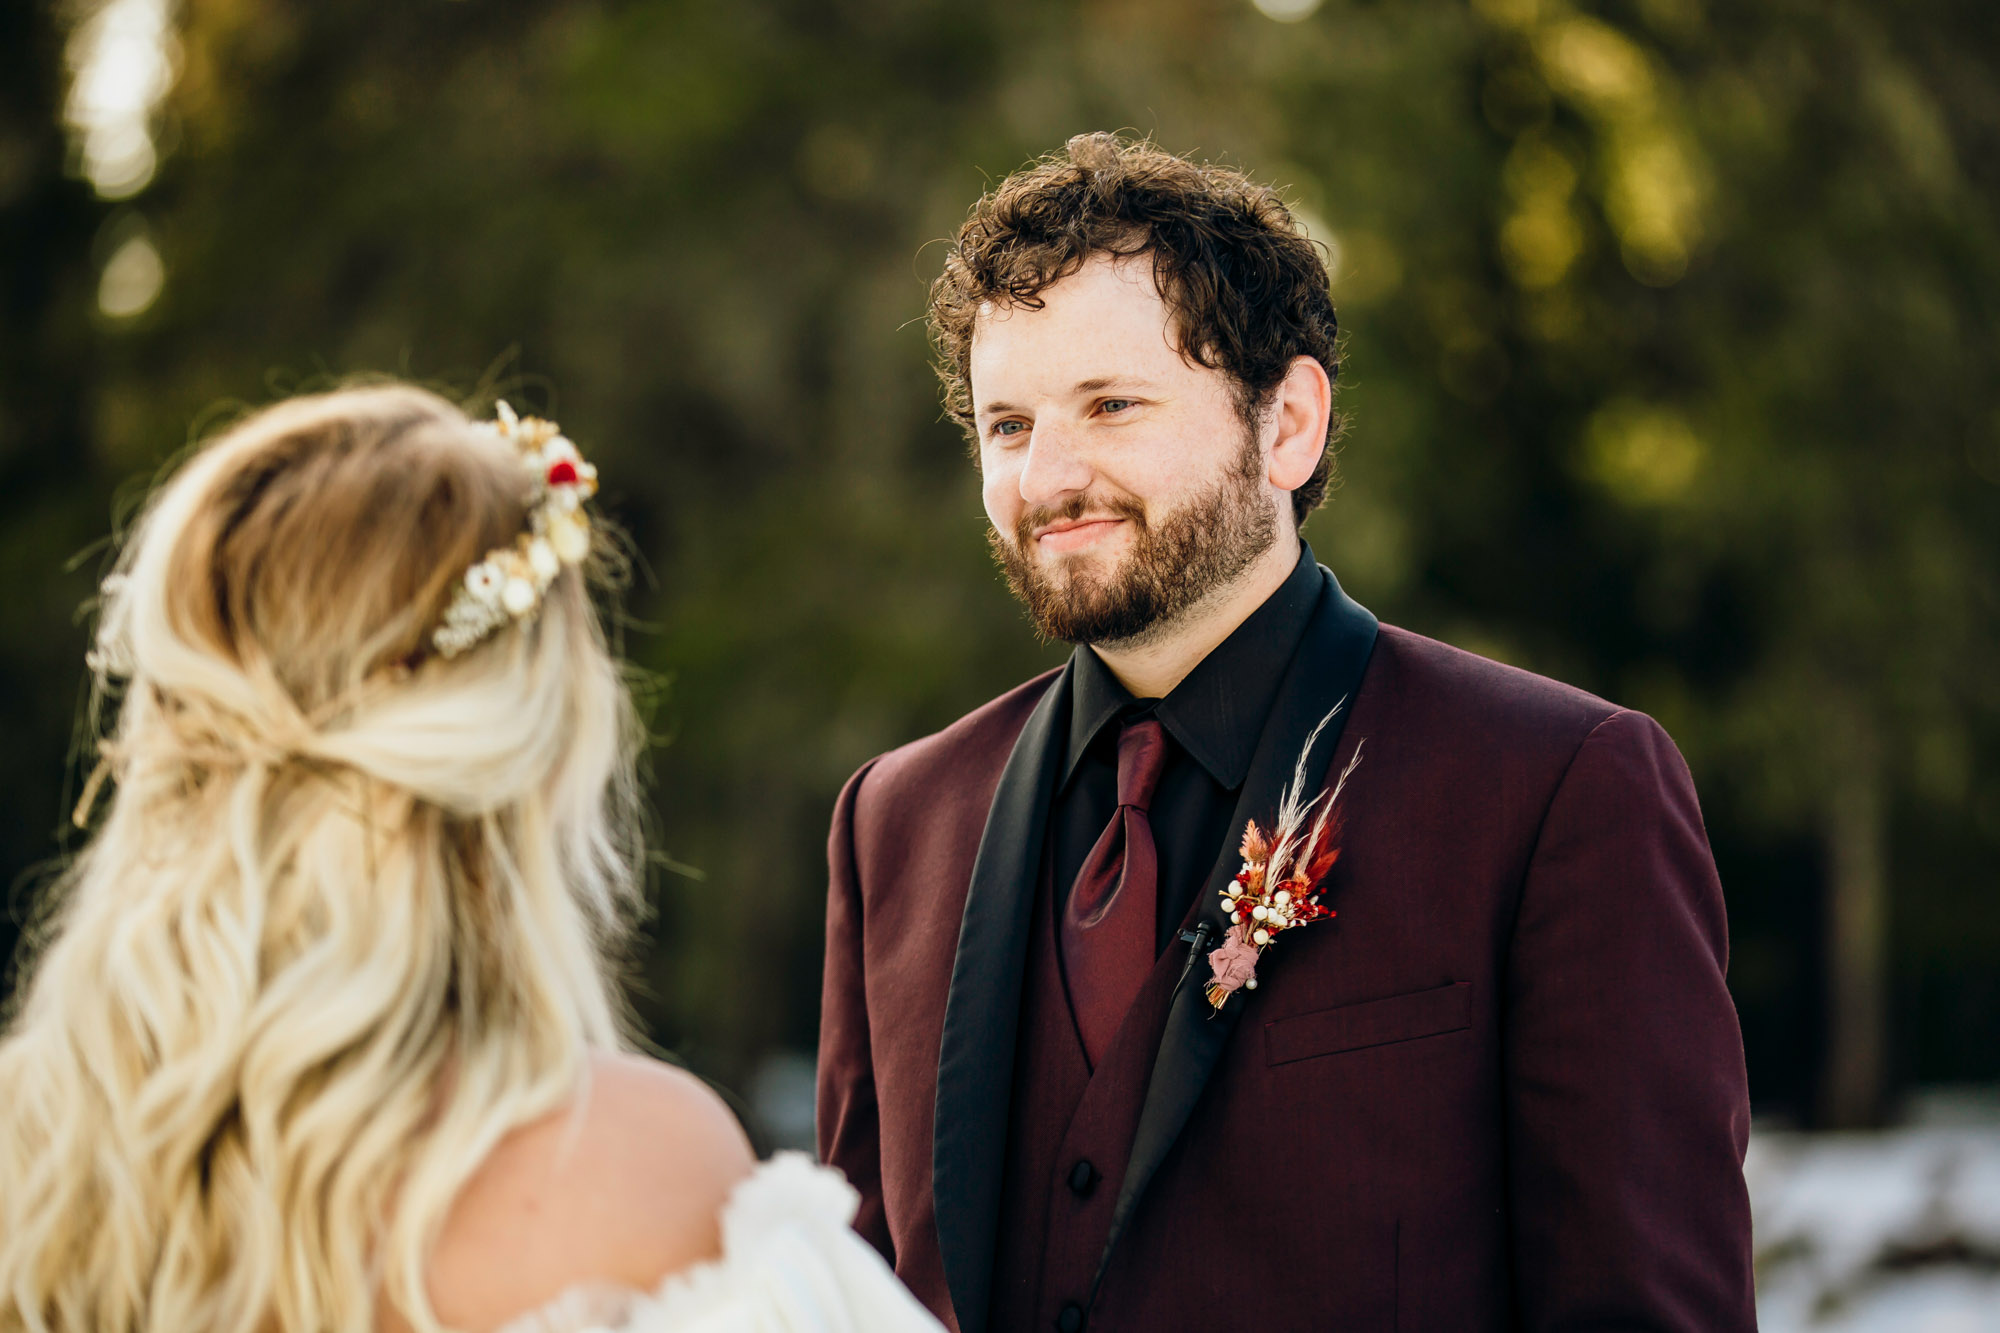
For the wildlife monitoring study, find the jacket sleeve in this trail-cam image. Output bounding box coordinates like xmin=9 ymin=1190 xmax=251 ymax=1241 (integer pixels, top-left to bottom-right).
xmin=817 ymin=759 xmax=894 ymax=1263
xmin=1504 ymin=710 xmax=1756 ymax=1331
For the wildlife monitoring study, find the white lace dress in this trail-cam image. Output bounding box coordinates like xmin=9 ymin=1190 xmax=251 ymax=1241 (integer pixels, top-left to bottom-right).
xmin=494 ymin=1154 xmax=942 ymax=1333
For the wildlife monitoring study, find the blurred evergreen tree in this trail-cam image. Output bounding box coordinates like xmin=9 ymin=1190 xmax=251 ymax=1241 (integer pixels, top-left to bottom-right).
xmin=0 ymin=0 xmax=108 ymax=992
xmin=1251 ymin=0 xmax=2000 ymax=1126
xmin=7 ymin=0 xmax=1997 ymax=1128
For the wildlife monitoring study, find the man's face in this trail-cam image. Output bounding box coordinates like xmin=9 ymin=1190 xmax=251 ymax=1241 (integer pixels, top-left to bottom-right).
xmin=972 ymin=252 xmax=1281 ymax=646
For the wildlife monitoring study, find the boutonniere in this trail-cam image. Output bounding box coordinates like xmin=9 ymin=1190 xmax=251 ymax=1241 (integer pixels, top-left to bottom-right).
xmin=1206 ymin=709 xmax=1365 ymax=1010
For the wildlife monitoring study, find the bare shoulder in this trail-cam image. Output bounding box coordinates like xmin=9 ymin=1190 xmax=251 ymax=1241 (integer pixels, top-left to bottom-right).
xmin=419 ymin=1051 xmax=756 ymax=1333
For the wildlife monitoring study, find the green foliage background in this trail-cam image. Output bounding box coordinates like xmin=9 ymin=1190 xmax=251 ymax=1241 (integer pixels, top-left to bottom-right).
xmin=4 ymin=0 xmax=1997 ymax=1130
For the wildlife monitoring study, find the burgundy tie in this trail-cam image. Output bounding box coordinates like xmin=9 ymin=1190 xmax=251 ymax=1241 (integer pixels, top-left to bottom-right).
xmin=1060 ymin=716 xmax=1169 ymax=1068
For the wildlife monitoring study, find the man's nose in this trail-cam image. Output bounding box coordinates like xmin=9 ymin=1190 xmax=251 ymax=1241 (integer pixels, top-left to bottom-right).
xmin=1016 ymin=422 xmax=1094 ymax=506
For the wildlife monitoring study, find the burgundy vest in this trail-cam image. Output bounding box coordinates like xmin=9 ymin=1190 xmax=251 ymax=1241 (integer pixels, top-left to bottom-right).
xmin=986 ymin=847 xmax=1205 ymax=1331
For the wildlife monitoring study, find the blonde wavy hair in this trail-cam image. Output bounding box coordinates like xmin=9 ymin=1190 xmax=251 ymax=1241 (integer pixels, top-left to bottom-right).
xmin=0 ymin=385 xmax=644 ymax=1333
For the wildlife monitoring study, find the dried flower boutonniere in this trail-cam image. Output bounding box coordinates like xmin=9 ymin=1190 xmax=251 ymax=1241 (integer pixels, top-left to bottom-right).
xmin=1206 ymin=707 xmax=1365 ymax=1010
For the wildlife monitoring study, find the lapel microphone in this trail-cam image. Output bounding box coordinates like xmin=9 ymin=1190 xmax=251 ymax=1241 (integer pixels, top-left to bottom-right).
xmin=1172 ymin=920 xmax=1218 ymax=1004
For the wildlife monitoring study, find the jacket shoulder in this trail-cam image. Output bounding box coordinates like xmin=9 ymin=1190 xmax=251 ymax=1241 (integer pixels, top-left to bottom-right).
xmin=1367 ymin=624 xmax=1628 ymax=751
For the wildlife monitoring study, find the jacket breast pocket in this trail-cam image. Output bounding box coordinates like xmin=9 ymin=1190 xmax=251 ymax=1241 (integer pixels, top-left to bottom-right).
xmin=1262 ymin=981 xmax=1472 ymax=1066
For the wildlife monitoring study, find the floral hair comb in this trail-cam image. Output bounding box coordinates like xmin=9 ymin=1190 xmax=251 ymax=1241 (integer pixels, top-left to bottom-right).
xmin=432 ymin=402 xmax=599 ymax=658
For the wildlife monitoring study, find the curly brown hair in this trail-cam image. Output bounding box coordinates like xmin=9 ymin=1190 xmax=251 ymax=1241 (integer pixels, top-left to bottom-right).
xmin=928 ymin=132 xmax=1343 ymax=525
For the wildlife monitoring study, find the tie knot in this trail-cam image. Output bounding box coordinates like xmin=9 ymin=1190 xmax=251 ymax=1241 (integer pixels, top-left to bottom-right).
xmin=1114 ymin=716 xmax=1169 ymax=811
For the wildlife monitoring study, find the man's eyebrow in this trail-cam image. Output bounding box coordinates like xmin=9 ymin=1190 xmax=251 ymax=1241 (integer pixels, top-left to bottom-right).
xmin=979 ymin=378 xmax=1161 ymax=415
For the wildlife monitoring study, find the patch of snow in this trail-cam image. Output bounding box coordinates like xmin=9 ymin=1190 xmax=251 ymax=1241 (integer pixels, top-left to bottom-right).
xmin=1752 ymin=1119 xmax=2000 ymax=1331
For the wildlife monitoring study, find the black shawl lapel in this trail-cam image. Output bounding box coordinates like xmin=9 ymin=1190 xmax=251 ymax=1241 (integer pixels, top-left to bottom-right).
xmin=933 ymin=662 xmax=1073 ymax=1333
xmin=1097 ymin=565 xmax=1378 ymax=1284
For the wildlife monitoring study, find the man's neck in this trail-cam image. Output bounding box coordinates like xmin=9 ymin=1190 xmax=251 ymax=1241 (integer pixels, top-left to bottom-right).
xmin=1091 ymin=529 xmax=1302 ymax=699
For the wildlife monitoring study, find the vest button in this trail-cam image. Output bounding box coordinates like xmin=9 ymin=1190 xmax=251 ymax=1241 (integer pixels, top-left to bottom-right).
xmin=1068 ymin=1159 xmax=1097 ymax=1196
xmin=1056 ymin=1303 xmax=1086 ymax=1332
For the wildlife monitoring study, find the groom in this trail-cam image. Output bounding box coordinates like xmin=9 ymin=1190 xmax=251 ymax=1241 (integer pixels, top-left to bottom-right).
xmin=818 ymin=133 xmax=1755 ymax=1332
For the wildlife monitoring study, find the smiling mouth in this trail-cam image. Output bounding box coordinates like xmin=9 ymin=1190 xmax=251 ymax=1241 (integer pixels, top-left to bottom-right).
xmin=1033 ymin=517 xmax=1126 ymax=553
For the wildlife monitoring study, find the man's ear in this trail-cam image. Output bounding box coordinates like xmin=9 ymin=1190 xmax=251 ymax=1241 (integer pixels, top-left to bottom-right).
xmin=1265 ymin=356 xmax=1333 ymax=495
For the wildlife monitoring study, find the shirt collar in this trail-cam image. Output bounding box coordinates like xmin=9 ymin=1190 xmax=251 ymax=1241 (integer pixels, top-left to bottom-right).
xmin=1062 ymin=543 xmax=1323 ymax=790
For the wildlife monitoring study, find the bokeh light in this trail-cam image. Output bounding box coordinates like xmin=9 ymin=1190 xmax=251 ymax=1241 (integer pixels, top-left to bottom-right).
xmin=63 ymin=0 xmax=178 ymax=199
xmin=97 ymin=229 xmax=164 ymax=319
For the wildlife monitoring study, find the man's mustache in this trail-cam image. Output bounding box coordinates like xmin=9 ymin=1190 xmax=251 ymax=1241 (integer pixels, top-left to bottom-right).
xmin=1012 ymin=493 xmax=1148 ymax=548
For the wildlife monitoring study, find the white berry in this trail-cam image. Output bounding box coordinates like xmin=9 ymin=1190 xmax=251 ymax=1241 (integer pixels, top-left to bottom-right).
xmin=526 ymin=538 xmax=560 ymax=581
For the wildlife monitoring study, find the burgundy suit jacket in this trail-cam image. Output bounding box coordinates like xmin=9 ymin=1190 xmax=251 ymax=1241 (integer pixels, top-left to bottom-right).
xmin=818 ymin=568 xmax=1755 ymax=1331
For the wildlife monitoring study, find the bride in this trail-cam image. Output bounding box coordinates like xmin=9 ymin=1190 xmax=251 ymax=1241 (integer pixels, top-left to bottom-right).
xmin=0 ymin=385 xmax=941 ymax=1333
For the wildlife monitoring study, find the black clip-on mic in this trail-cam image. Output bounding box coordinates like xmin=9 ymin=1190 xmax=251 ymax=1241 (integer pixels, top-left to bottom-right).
xmin=1172 ymin=919 xmax=1218 ymax=1004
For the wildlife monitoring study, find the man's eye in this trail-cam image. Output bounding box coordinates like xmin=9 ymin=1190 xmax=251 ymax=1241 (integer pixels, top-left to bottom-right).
xmin=1099 ymin=399 xmax=1136 ymax=415
xmin=990 ymin=420 xmax=1027 ymax=438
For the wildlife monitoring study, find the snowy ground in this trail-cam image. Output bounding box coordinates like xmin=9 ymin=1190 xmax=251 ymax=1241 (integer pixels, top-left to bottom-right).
xmin=1752 ymin=1090 xmax=2000 ymax=1330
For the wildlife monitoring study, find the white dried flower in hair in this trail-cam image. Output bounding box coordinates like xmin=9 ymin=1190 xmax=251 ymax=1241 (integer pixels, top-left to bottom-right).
xmin=547 ymin=511 xmax=590 ymax=564
xmin=500 ymin=578 xmax=537 ymax=617
xmin=526 ymin=538 xmax=560 ymax=582
xmin=466 ymin=562 xmax=504 ymax=602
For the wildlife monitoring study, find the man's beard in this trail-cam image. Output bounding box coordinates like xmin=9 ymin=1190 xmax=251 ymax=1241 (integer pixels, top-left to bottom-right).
xmin=989 ymin=433 xmax=1278 ymax=646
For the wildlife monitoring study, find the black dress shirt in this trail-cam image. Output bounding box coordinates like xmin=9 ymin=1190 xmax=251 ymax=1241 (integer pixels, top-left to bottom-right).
xmin=1050 ymin=545 xmax=1323 ymax=956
